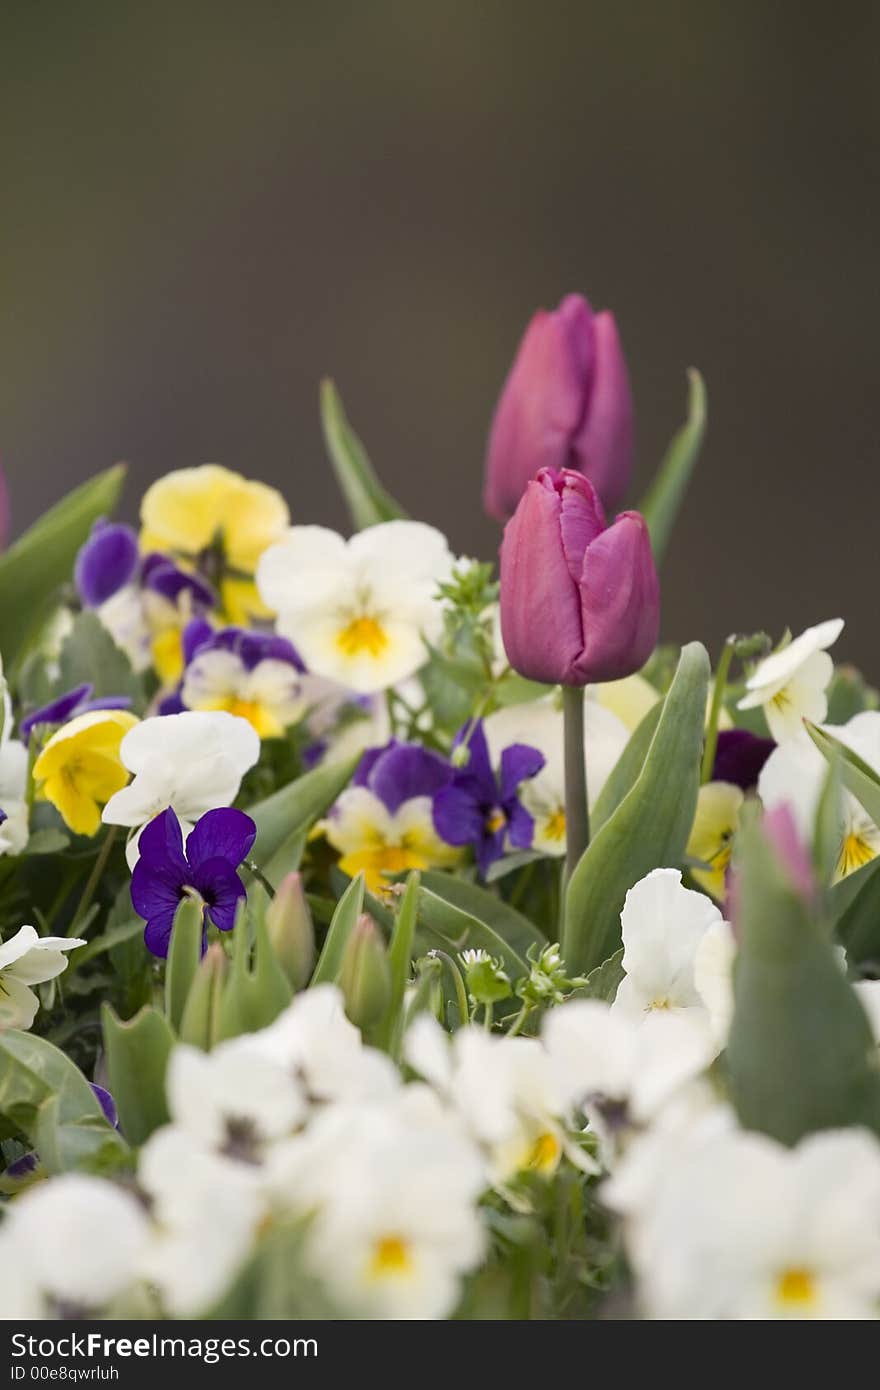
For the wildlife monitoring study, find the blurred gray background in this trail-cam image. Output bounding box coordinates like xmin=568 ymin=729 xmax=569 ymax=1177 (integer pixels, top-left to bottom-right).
xmin=2 ymin=2 xmax=878 ymax=668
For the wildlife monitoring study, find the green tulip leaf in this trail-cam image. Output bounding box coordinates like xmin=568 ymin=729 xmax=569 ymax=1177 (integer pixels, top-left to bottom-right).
xmin=249 ymin=753 xmax=359 ymax=865
xmin=165 ymin=897 xmax=205 ymax=1033
xmin=591 ymin=699 xmax=663 ymax=834
xmin=310 ymin=872 xmax=366 ymax=985
xmin=639 ymin=370 xmax=706 ymax=566
xmin=805 ymin=721 xmax=880 ymax=829
xmin=320 ymin=379 xmax=407 ymax=530
xmin=102 ymin=1003 xmax=175 ymax=1146
xmin=562 ymin=641 xmax=709 ymax=974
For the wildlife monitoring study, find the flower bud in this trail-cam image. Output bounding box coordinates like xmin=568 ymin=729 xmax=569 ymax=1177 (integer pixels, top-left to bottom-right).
xmin=484 ymin=293 xmax=633 ymax=521
xmin=339 ymin=913 xmax=391 ymax=1032
xmin=499 ymin=467 xmax=659 ymax=686
xmin=265 ymin=872 xmax=316 ymax=990
xmin=179 ymin=943 xmax=228 ymax=1050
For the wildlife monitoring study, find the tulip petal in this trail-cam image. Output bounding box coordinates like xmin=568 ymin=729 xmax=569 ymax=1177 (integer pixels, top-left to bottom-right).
xmin=574 ymin=512 xmax=660 ymax=684
xmin=571 ymin=311 xmax=634 ymax=512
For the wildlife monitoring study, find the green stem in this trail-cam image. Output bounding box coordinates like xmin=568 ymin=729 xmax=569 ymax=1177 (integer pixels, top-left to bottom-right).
xmin=67 ymin=826 xmax=119 ymax=937
xmin=245 ymin=859 xmax=276 ymax=900
xmin=562 ymin=684 xmax=589 ymax=881
xmin=506 ymin=1000 xmax=533 ymax=1037
xmin=701 ymin=637 xmax=735 ymax=784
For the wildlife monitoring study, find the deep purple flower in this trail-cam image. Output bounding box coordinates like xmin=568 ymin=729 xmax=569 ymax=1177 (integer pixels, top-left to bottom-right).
xmin=75 ymin=520 xmax=140 ymax=607
xmin=91 ymin=1083 xmax=118 ymax=1128
xmin=185 ymin=623 xmax=305 ymax=673
xmin=712 ymin=728 xmax=775 ymax=791
xmin=141 ymin=553 xmax=218 ymax=610
xmin=352 ymin=740 xmax=452 ymax=813
xmin=20 ymin=683 xmax=132 ymax=738
xmin=131 ymin=806 xmax=256 ymax=958
xmin=432 ymin=721 xmax=544 ymax=876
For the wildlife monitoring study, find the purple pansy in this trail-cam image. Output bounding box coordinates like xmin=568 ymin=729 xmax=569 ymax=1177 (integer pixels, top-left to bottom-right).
xmin=131 ymin=806 xmax=256 ymax=958
xmin=185 ymin=622 xmax=305 ymax=673
xmin=351 ymin=739 xmax=452 ymax=813
xmin=142 ymin=553 xmax=218 ymax=610
xmin=432 ymin=720 xmax=544 ymax=877
xmin=20 ymin=683 xmax=132 ymax=739
xmin=75 ymin=521 xmax=140 ymax=607
xmin=91 ymin=1083 xmax=118 ymax=1128
xmin=712 ymin=729 xmax=775 ymax=791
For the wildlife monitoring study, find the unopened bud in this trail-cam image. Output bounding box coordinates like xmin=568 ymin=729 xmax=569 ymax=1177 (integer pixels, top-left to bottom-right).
xmin=179 ymin=943 xmax=228 ymax=1050
xmin=265 ymin=872 xmax=316 ymax=991
xmin=339 ymin=914 xmax=391 ymax=1032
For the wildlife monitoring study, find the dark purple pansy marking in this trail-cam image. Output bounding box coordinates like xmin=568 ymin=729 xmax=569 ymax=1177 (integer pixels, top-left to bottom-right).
xmin=131 ymin=806 xmax=256 ymax=958
xmin=432 ymin=720 xmax=544 ymax=877
xmin=75 ymin=520 xmax=140 ymax=607
xmin=141 ymin=553 xmax=218 ymax=610
xmin=20 ymin=684 xmax=132 ymax=739
xmin=352 ymin=739 xmax=452 ymax=814
xmin=91 ymin=1083 xmax=118 ymax=1128
xmin=4 ymin=1150 xmax=38 ymax=1180
xmin=712 ymin=728 xmax=775 ymax=791
xmin=186 ymin=623 xmax=305 ymax=673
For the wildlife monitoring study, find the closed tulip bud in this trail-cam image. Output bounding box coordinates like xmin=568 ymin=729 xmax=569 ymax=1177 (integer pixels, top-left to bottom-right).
xmin=484 ymin=293 xmax=633 ymax=521
xmin=339 ymin=913 xmax=391 ymax=1032
xmin=265 ymin=872 xmax=316 ymax=990
xmin=179 ymin=943 xmax=228 ymax=1050
xmin=499 ymin=467 xmax=659 ymax=687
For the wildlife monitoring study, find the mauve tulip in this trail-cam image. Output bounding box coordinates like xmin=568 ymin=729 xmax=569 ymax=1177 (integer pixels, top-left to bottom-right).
xmin=484 ymin=293 xmax=633 ymax=520
xmin=499 ymin=467 xmax=659 ymax=686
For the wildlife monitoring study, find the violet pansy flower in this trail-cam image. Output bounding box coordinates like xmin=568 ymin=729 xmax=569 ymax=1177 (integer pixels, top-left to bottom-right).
xmin=131 ymin=805 xmax=256 ymax=958
xmin=75 ymin=521 xmax=140 ymax=607
xmin=432 ymin=720 xmax=544 ymax=877
xmin=141 ymin=553 xmax=218 ymax=611
xmin=352 ymin=739 xmax=452 ymax=811
xmin=712 ymin=728 xmax=775 ymax=791
xmin=20 ymin=684 xmax=132 ymax=739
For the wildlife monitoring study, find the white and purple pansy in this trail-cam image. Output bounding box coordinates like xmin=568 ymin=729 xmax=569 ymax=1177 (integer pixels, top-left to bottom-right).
xmin=178 ymin=622 xmax=314 ymax=738
xmin=130 ymin=805 xmax=256 ymax=958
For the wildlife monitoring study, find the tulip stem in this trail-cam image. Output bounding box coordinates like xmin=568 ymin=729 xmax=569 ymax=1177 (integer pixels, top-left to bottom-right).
xmin=562 ymin=685 xmax=589 ymax=880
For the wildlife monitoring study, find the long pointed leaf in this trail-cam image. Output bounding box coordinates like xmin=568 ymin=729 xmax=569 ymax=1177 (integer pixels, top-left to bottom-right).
xmin=320 ymin=379 xmax=407 ymax=530
xmin=639 ymin=370 xmax=706 ymax=566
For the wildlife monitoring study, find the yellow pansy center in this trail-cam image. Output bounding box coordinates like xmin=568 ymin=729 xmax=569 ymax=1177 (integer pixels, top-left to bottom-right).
xmin=522 ymin=1130 xmax=562 ymax=1176
xmin=194 ymin=693 xmax=283 ymax=740
xmin=340 ymin=842 xmax=430 ymax=891
xmin=543 ymin=808 xmax=566 ymax=843
xmin=369 ymin=1235 xmax=413 ymax=1281
xmin=647 ymin=997 xmax=672 ymax=1012
xmin=836 ymin=832 xmax=878 ymax=881
xmin=776 ymin=1267 xmax=816 ymax=1308
xmin=336 ymin=616 xmax=389 ymax=659
xmin=485 ymin=807 xmax=507 ymax=834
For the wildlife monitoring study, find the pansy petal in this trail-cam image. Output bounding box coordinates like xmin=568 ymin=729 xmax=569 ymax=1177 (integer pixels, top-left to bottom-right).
xmin=185 ymin=807 xmax=256 ymax=872
xmin=136 ymin=808 xmax=189 ymax=876
xmin=432 ymin=785 xmax=484 ymax=847
xmin=505 ymin=799 xmax=535 ymax=851
xmin=144 ymin=906 xmax=181 ymax=959
xmin=499 ymin=742 xmax=545 ymax=801
xmin=452 ymin=720 xmax=494 ymax=799
xmin=20 ymin=685 xmax=93 ymax=738
xmin=195 ymin=859 xmax=247 ymax=934
xmin=368 ymin=743 xmax=452 ymax=814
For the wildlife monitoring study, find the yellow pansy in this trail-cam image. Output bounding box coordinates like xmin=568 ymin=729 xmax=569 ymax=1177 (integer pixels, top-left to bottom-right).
xmin=686 ymin=781 xmax=744 ymax=901
xmin=324 ymin=787 xmax=459 ymax=892
xmin=140 ymin=465 xmax=289 ymax=623
xmin=33 ymin=710 xmax=139 ymax=837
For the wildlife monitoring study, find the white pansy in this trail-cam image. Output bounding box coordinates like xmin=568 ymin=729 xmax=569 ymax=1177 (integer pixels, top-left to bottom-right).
xmin=737 ymin=618 xmax=843 ymax=742
xmin=613 ymin=868 xmax=735 ymax=1047
xmin=405 ymin=1017 xmax=594 ymax=1185
xmin=181 ymin=649 xmax=321 ymax=739
xmin=0 ymin=736 xmax=29 ymax=857
xmin=254 ymin=984 xmax=399 ymax=1105
xmin=138 ymin=1126 xmax=266 ymax=1316
xmin=165 ymin=1039 xmax=306 ymax=1163
xmin=542 ymin=999 xmax=715 ymax=1163
xmin=102 ymin=710 xmax=260 ymax=866
xmin=268 ymin=1089 xmax=485 ymax=1319
xmin=484 ymin=696 xmax=630 ymax=855
xmin=0 ymin=925 xmax=86 ymax=1030
xmin=758 ymin=712 xmax=880 ymax=881
xmin=256 ymin=522 xmax=455 ymax=693
xmin=629 ymin=1126 xmax=880 ymax=1320
xmin=96 ymin=584 xmax=152 ymax=673
xmin=3 ymin=1174 xmax=151 ymax=1314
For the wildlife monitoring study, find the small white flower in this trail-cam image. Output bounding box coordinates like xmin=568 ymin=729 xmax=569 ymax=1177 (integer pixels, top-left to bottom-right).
xmin=256 ymin=521 xmax=456 ymax=693
xmin=483 ymin=696 xmax=630 ymax=855
xmin=254 ymin=984 xmax=399 ymax=1105
xmin=629 ymin=1126 xmax=880 ymax=1319
xmin=267 ymin=1088 xmax=486 ymax=1319
xmin=181 ymin=649 xmax=321 ymax=739
xmin=737 ymin=618 xmax=843 ymax=742
xmin=165 ymin=1038 xmax=306 ymax=1163
xmin=102 ymin=709 xmax=260 ymax=866
xmin=405 ymin=1017 xmax=593 ymax=1186
xmin=613 ymin=867 xmax=735 ymax=1047
xmin=96 ymin=584 xmax=152 ymax=673
xmin=0 ymin=925 xmax=86 ymax=1030
xmin=3 ymin=1174 xmax=151 ymax=1314
xmin=758 ymin=711 xmax=880 ymax=882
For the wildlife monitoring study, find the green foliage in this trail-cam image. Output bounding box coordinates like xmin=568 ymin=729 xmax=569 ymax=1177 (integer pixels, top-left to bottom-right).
xmin=249 ymin=754 xmax=359 ymax=865
xmin=310 ymin=872 xmax=366 ymax=985
xmin=563 ymin=642 xmax=709 ymax=973
xmin=55 ymin=610 xmax=143 ymax=705
xmin=320 ymin=378 xmax=407 ymax=529
xmin=164 ymin=897 xmax=205 ymax=1033
xmin=102 ymin=1003 xmax=175 ymax=1146
xmin=639 ymin=370 xmax=706 ymax=566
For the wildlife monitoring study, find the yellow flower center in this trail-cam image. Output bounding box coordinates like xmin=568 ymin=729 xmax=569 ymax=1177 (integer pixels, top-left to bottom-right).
xmin=337 ymin=616 xmax=389 ymax=658
xmin=776 ymin=1267 xmax=816 ymax=1307
xmin=369 ymin=1235 xmax=413 ymax=1280
xmin=523 ymin=1131 xmax=562 ymax=1176
xmin=771 ymin=686 xmax=793 ymax=713
xmin=485 ymin=808 xmax=507 ymax=834
xmin=543 ymin=808 xmax=566 ymax=842
xmin=836 ymin=833 xmax=878 ymax=880
xmin=648 ymin=997 xmax=672 ymax=1012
